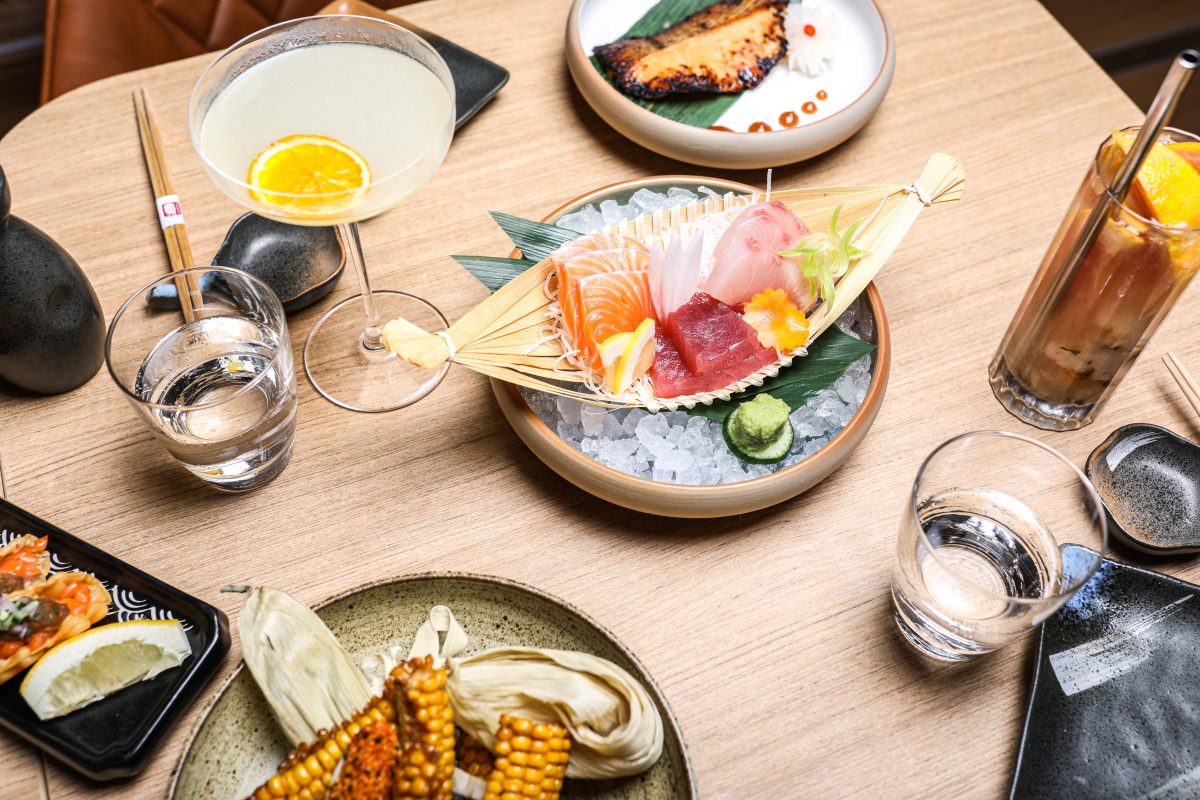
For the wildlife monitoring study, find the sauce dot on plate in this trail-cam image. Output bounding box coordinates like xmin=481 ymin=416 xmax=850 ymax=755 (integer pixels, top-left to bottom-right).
xmin=802 ymin=101 xmax=817 ymax=114
xmin=749 ymin=121 xmax=773 ymax=133
xmin=804 ymin=24 xmax=816 ymax=36
xmin=708 ymin=125 xmax=733 ymax=132
xmin=816 ymin=89 xmax=828 ymax=100
xmin=779 ymin=110 xmax=799 ymax=128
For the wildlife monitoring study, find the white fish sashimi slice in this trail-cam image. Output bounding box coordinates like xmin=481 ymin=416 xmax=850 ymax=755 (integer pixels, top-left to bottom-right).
xmin=675 ymin=232 xmax=705 ymax=313
xmin=649 ymin=242 xmax=668 ymax=322
xmin=649 ymin=231 xmax=706 ymax=322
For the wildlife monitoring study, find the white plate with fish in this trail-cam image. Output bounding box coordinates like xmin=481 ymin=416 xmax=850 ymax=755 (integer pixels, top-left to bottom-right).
xmin=565 ymin=0 xmax=894 ymax=168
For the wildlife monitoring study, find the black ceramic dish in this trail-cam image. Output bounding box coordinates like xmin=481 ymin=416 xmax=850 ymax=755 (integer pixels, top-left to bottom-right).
xmin=147 ymin=214 xmax=345 ymax=315
xmin=1011 ymin=545 xmax=1200 ymax=799
xmin=413 ymin=21 xmax=510 ymax=129
xmin=0 ymin=498 xmax=229 ymax=780
xmin=1086 ymin=423 xmax=1200 ymax=554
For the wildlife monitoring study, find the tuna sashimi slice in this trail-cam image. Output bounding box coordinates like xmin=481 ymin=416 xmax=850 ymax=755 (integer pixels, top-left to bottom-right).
xmin=649 ymin=329 xmax=709 ymax=398
xmin=665 ymin=292 xmax=777 ymax=378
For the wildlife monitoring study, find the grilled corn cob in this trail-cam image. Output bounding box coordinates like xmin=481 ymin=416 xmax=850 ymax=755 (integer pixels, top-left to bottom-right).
xmin=458 ymin=734 xmax=494 ymax=779
xmin=483 ymin=715 xmax=571 ymax=800
xmin=249 ymin=696 xmax=395 ymax=800
xmin=390 ymin=656 xmax=456 ymax=800
xmin=329 ymin=720 xmax=398 ymax=800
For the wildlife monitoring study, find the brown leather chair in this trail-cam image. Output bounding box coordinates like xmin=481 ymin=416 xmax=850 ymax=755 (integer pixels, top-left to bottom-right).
xmin=40 ymin=0 xmax=404 ymax=103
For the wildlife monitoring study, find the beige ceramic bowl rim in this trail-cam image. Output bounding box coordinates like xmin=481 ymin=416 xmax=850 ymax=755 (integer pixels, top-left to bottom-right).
xmin=166 ymin=571 xmax=698 ymax=798
xmin=565 ymin=0 xmax=894 ymax=140
xmin=496 ymin=174 xmax=892 ymax=499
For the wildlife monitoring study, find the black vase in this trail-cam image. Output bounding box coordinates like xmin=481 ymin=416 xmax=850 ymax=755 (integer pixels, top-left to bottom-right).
xmin=0 ymin=165 xmax=105 ymax=394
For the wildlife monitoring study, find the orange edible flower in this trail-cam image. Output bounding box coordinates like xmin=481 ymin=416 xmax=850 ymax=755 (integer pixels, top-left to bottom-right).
xmin=742 ymin=289 xmax=809 ymax=352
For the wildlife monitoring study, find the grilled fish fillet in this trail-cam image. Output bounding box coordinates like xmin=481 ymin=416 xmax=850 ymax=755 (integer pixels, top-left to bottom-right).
xmin=594 ymin=0 xmax=789 ymax=100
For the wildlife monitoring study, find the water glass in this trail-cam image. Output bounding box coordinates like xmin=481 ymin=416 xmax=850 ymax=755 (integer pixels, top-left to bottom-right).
xmin=891 ymin=431 xmax=1107 ymax=661
xmin=105 ymin=267 xmax=297 ymax=491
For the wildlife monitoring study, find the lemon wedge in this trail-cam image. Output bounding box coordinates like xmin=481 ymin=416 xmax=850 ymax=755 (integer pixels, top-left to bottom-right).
xmin=20 ymin=619 xmax=191 ymax=720
xmin=247 ymin=134 xmax=370 ymax=219
xmin=1111 ymin=130 xmax=1200 ymax=227
xmin=598 ymin=331 xmax=634 ymax=391
xmin=600 ymin=319 xmax=657 ymax=393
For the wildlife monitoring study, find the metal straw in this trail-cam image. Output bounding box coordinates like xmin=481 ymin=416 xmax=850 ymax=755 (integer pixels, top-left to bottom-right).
xmin=1022 ymin=51 xmax=1198 ymax=341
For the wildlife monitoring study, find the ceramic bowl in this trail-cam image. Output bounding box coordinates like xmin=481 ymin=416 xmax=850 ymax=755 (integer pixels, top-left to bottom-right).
xmin=490 ymin=176 xmax=890 ymax=518
xmin=1086 ymin=423 xmax=1200 ymax=554
xmin=168 ymin=573 xmax=696 ymax=799
xmin=565 ymin=0 xmax=895 ymax=169
xmin=146 ymin=214 xmax=345 ymax=314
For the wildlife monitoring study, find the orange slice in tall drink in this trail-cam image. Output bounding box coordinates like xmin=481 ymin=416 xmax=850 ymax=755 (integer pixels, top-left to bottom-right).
xmin=1170 ymin=141 xmax=1200 ymax=175
xmin=1111 ymin=131 xmax=1200 ymax=227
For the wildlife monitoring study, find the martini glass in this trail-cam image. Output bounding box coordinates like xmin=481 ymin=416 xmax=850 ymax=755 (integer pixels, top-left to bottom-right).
xmin=189 ymin=15 xmax=455 ymax=412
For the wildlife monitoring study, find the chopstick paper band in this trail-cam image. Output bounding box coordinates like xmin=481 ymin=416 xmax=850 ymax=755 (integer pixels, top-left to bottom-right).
xmin=156 ymin=194 xmax=185 ymax=229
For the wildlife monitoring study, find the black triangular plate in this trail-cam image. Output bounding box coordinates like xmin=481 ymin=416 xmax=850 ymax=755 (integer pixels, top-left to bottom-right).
xmin=1011 ymin=545 xmax=1200 ymax=798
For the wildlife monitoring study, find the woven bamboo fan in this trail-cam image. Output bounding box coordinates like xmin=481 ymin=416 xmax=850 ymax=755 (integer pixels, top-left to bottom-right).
xmin=384 ymin=153 xmax=965 ymax=411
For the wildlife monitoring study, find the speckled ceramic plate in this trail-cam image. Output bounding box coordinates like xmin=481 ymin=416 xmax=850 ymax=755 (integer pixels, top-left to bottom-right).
xmin=1086 ymin=423 xmax=1200 ymax=555
xmin=168 ymin=573 xmax=696 ymax=799
xmin=491 ymin=177 xmax=889 ymax=518
xmin=566 ymin=0 xmax=894 ymax=168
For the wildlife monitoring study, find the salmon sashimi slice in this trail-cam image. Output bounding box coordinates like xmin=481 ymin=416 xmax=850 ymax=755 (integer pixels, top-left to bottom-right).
xmin=550 ymin=232 xmax=649 ymax=266
xmin=578 ymin=269 xmax=653 ymax=363
xmin=555 ymin=244 xmax=651 ymax=348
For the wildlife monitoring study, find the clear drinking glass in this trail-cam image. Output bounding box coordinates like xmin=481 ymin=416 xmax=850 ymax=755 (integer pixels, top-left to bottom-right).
xmin=990 ymin=127 xmax=1200 ymax=430
xmin=891 ymin=431 xmax=1107 ymax=661
xmin=189 ymin=15 xmax=454 ymax=412
xmin=105 ymin=267 xmax=297 ymax=491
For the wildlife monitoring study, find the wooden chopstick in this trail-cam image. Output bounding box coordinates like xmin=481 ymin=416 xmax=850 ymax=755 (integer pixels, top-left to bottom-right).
xmin=1164 ymin=351 xmax=1200 ymax=419
xmin=133 ymin=88 xmax=198 ymax=322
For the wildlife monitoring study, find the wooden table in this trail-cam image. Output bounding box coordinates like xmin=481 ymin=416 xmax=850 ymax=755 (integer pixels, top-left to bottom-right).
xmin=0 ymin=0 xmax=1194 ymax=797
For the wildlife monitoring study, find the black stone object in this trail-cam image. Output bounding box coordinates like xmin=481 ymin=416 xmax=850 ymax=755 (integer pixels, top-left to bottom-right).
xmin=1011 ymin=545 xmax=1200 ymax=799
xmin=1086 ymin=423 xmax=1200 ymax=554
xmin=147 ymin=213 xmax=345 ymax=314
xmin=0 ymin=165 xmax=105 ymax=394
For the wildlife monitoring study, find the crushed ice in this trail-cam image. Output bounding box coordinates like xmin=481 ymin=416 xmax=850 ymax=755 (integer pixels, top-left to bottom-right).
xmin=520 ymin=188 xmax=875 ymax=486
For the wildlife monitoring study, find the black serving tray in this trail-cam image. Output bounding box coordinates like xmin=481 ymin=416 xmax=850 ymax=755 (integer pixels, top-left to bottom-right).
xmin=1011 ymin=545 xmax=1200 ymax=798
xmin=0 ymin=498 xmax=229 ymax=780
xmin=416 ymin=22 xmax=509 ymax=129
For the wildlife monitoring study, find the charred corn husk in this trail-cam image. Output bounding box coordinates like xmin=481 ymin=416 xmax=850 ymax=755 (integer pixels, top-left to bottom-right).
xmin=390 ymin=656 xmax=456 ymax=800
xmin=329 ymin=720 xmax=398 ymax=800
xmin=458 ymin=735 xmax=494 ymax=778
xmin=483 ymin=715 xmax=571 ymax=800
xmin=249 ymin=696 xmax=395 ymax=800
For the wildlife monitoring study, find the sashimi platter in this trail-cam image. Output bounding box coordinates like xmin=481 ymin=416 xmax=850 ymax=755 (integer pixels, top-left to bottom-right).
xmin=383 ymin=154 xmax=963 ymax=413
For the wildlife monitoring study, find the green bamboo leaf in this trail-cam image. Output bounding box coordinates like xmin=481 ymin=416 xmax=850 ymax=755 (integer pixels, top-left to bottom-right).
xmin=452 ymin=255 xmax=537 ymax=292
xmin=687 ymin=327 xmax=876 ymax=421
xmin=587 ymin=0 xmax=743 ymax=129
xmin=489 ymin=211 xmax=579 ymax=261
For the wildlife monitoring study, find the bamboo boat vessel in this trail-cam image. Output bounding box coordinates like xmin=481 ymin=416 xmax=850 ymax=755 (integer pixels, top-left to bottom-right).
xmin=383 ymin=153 xmax=964 ymax=411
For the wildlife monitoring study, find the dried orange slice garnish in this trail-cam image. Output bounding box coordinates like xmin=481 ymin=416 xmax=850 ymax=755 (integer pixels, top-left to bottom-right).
xmin=247 ymin=134 xmax=370 ymax=217
xmin=1111 ymin=130 xmax=1200 ymax=228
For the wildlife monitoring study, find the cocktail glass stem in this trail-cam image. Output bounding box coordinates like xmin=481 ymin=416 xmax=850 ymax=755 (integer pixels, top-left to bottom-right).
xmin=339 ymin=222 xmax=385 ymax=352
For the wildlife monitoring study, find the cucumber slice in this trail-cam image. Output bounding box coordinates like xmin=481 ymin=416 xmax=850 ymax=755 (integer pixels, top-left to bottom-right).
xmin=723 ymin=413 xmax=795 ymax=464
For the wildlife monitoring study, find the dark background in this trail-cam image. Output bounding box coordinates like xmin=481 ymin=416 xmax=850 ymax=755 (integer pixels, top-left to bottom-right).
xmin=0 ymin=0 xmax=1198 ymax=137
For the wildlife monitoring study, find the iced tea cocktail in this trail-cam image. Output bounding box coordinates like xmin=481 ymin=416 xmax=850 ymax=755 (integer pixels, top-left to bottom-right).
xmin=990 ymin=127 xmax=1200 ymax=430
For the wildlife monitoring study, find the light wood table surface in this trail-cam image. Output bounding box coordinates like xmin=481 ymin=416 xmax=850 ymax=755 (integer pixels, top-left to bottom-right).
xmin=0 ymin=0 xmax=1195 ymax=797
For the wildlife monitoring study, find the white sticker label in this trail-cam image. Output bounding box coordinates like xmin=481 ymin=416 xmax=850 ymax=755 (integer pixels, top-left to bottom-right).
xmin=156 ymin=194 xmax=185 ymax=229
